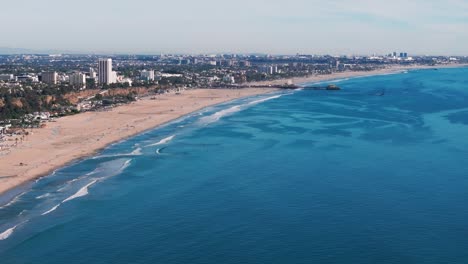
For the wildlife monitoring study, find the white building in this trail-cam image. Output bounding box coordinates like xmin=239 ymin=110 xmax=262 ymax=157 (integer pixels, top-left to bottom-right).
xmin=259 ymin=66 xmax=273 ymax=75
xmin=89 ymin=67 xmax=97 ymax=78
xmin=140 ymin=70 xmax=155 ymax=81
xmin=98 ymin=58 xmax=114 ymax=85
xmin=223 ymin=75 xmax=235 ymax=84
xmin=0 ymin=74 xmax=14 ymax=81
xmin=110 ymin=71 xmax=117 ymax=84
xmin=69 ymin=72 xmax=86 ymax=88
xmin=41 ymin=72 xmax=58 ymax=84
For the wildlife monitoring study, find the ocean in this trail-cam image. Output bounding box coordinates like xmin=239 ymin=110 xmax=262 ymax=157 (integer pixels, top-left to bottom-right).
xmin=1 ymin=67 xmax=468 ymax=263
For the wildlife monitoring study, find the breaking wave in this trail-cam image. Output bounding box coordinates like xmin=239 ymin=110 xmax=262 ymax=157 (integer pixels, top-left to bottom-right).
xmin=198 ymin=94 xmax=285 ymax=125
xmin=92 ymin=148 xmax=142 ymax=159
xmin=36 ymin=193 xmax=52 ymax=199
xmin=146 ymin=135 xmax=176 ymax=147
xmin=62 ymin=180 xmax=98 ymax=203
xmin=41 ymin=204 xmax=61 ymax=215
xmin=0 ymin=225 xmax=18 ymax=240
xmin=0 ymin=191 xmax=27 ymax=209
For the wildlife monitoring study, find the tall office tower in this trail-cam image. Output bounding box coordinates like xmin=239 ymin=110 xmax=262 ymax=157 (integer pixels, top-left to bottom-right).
xmin=98 ymin=58 xmax=113 ymax=85
xmin=41 ymin=72 xmax=58 ymax=85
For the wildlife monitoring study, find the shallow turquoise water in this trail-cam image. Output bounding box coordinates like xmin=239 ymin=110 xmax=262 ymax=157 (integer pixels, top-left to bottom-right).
xmin=1 ymin=68 xmax=468 ymax=263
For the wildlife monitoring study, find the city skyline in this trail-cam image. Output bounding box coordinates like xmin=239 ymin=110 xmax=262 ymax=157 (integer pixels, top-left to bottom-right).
xmin=1 ymin=0 xmax=468 ymax=55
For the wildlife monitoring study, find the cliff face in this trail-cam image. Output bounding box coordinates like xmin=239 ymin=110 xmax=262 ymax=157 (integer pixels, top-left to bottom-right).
xmin=62 ymin=87 xmax=152 ymax=105
xmin=11 ymin=98 xmax=23 ymax=108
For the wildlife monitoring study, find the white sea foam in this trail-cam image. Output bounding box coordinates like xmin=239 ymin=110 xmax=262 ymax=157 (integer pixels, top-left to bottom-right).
xmin=0 ymin=191 xmax=27 ymax=209
xmin=198 ymin=94 xmax=284 ymax=125
xmin=156 ymin=148 xmax=161 ymax=155
xmin=0 ymin=225 xmax=18 ymax=240
xmin=36 ymin=193 xmax=52 ymax=199
xmin=41 ymin=203 xmax=61 ymax=215
xmin=62 ymin=180 xmax=97 ymax=203
xmin=146 ymin=135 xmax=176 ymax=147
xmin=130 ymin=147 xmax=142 ymax=155
xmin=93 ymin=148 xmax=143 ymax=159
xmin=198 ymin=105 xmax=242 ymax=124
xmin=247 ymin=94 xmax=283 ymax=105
xmin=121 ymin=159 xmax=132 ymax=170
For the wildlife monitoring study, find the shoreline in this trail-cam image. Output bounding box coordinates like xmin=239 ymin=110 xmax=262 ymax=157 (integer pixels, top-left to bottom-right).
xmin=0 ymin=64 xmax=466 ymax=198
xmin=248 ymin=63 xmax=468 ymax=87
xmin=0 ymin=88 xmax=279 ymax=197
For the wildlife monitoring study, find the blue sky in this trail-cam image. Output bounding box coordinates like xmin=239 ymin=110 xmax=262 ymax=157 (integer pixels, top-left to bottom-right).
xmin=1 ymin=0 xmax=468 ymax=55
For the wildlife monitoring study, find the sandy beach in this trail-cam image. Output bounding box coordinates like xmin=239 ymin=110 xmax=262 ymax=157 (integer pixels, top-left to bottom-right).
xmin=0 ymin=64 xmax=465 ymax=196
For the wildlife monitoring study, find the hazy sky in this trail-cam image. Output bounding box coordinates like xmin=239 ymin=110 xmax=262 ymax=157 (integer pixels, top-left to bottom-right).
xmin=2 ymin=0 xmax=468 ymax=55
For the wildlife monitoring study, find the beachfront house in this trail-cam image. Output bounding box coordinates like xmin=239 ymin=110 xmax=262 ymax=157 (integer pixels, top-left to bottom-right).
xmin=32 ymin=112 xmax=51 ymax=121
xmin=0 ymin=124 xmax=11 ymax=135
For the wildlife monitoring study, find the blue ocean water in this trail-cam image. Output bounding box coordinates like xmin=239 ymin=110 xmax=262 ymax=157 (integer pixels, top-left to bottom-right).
xmin=1 ymin=68 xmax=468 ymax=263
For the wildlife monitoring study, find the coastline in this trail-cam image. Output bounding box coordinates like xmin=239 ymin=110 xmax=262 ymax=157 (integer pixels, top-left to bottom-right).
xmin=0 ymin=64 xmax=466 ymax=197
xmin=249 ymin=63 xmax=468 ymax=86
xmin=0 ymin=88 xmax=277 ymax=197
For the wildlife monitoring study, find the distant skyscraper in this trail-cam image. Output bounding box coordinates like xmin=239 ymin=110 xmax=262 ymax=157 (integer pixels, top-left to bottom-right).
xmin=98 ymin=59 xmax=113 ymax=85
xmin=41 ymin=72 xmax=58 ymax=85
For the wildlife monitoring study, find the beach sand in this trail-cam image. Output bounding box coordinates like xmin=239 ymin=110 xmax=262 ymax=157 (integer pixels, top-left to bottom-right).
xmin=0 ymin=64 xmax=465 ymax=196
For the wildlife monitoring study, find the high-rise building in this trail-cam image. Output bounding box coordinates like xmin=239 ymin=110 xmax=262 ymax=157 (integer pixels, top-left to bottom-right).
xmin=41 ymin=72 xmax=58 ymax=85
xmin=69 ymin=72 xmax=86 ymax=88
xmin=239 ymin=61 xmax=251 ymax=67
xmin=98 ymin=59 xmax=113 ymax=85
xmin=260 ymin=66 xmax=273 ymax=75
xmin=272 ymin=65 xmax=278 ymax=74
xmin=140 ymin=70 xmax=155 ymax=81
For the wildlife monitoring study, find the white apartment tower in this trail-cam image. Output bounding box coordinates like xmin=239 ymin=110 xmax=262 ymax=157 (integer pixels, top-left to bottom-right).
xmin=69 ymin=72 xmax=86 ymax=88
xmin=41 ymin=72 xmax=58 ymax=85
xmin=98 ymin=59 xmax=113 ymax=85
xmin=140 ymin=70 xmax=155 ymax=81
